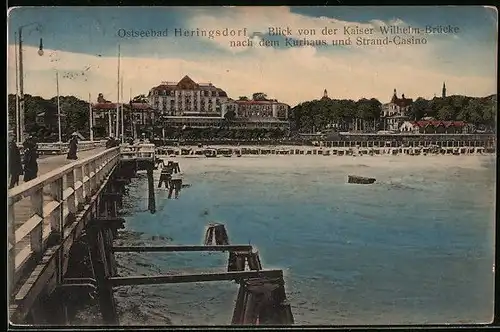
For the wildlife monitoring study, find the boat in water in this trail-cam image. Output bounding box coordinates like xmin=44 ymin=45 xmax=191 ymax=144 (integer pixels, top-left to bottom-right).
xmin=347 ymin=175 xmax=376 ymax=184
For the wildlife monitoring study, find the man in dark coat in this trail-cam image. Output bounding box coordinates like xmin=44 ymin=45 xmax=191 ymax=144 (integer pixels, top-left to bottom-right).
xmin=23 ymin=137 xmax=39 ymax=182
xmin=105 ymin=137 xmax=115 ymax=149
xmin=67 ymin=134 xmax=78 ymax=160
xmin=9 ymin=137 xmax=23 ymax=188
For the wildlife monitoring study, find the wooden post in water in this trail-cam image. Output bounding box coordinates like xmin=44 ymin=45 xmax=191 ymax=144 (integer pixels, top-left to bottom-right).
xmin=228 ymin=251 xmax=262 ymax=272
xmin=147 ymin=165 xmax=156 ymax=214
xmin=204 ymin=223 xmax=230 ymax=245
xmin=231 ymin=277 xmax=294 ymax=325
xmin=88 ymin=225 xmax=119 ymax=325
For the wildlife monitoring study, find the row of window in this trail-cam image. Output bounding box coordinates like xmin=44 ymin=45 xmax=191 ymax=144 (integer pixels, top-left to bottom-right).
xmin=152 ymin=89 xmax=226 ymax=97
xmin=151 ymin=97 xmax=223 ymax=105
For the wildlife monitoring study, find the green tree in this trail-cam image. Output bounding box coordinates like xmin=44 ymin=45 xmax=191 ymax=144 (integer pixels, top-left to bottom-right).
xmin=408 ymin=97 xmax=428 ymax=120
xmin=252 ymin=93 xmax=268 ymax=101
xmin=437 ymin=105 xmax=455 ymax=120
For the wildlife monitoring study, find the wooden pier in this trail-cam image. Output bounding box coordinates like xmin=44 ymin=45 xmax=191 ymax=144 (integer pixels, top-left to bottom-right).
xmin=8 ymin=144 xmax=294 ymax=326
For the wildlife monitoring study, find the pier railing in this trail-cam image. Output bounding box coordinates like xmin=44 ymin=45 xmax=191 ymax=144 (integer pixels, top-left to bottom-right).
xmin=17 ymin=140 xmax=108 ymax=155
xmin=120 ymin=143 xmax=156 ymax=160
xmin=8 ymin=147 xmax=121 ymax=298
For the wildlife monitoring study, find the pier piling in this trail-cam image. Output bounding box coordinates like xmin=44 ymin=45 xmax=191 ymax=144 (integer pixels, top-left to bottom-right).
xmin=228 ymin=251 xmax=262 ymax=272
xmin=147 ymin=167 xmax=156 ymax=214
xmin=204 ymin=223 xmax=230 ymax=245
xmin=87 ymin=226 xmax=119 ymax=325
xmin=231 ymin=277 xmax=294 ymax=325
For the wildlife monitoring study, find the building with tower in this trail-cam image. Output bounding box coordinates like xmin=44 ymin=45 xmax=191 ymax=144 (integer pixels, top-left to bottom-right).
xmin=321 ymin=89 xmax=330 ymax=100
xmin=380 ymin=88 xmax=413 ymax=132
xmin=442 ymin=82 xmax=447 ymax=98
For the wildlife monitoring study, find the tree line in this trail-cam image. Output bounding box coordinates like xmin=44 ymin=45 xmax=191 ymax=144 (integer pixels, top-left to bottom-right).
xmin=8 ymin=92 xmax=497 ymax=142
xmin=8 ymin=94 xmax=93 ymax=141
xmin=290 ymin=94 xmax=497 ymax=133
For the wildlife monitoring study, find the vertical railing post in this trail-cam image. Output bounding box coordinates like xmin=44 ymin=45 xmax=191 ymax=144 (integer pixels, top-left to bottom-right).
xmin=66 ymin=171 xmax=76 ymax=224
xmin=49 ymin=178 xmax=64 ymax=241
xmin=30 ymin=188 xmax=44 ymax=259
xmin=90 ymin=160 xmax=97 ymax=195
xmin=74 ymin=166 xmax=84 ymax=210
xmin=83 ymin=163 xmax=91 ymax=202
xmin=8 ymin=197 xmax=16 ymax=299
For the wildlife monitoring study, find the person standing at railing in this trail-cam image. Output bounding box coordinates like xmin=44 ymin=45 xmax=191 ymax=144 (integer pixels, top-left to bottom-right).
xmin=23 ymin=137 xmax=39 ymax=182
xmin=67 ymin=134 xmax=79 ymax=160
xmin=8 ymin=137 xmax=23 ymax=189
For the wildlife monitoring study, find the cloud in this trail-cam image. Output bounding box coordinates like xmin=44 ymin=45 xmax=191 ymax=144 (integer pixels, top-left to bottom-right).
xmin=7 ymin=7 xmax=497 ymax=106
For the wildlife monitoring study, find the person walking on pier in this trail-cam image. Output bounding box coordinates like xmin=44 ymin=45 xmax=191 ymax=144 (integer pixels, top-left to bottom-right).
xmin=167 ymin=159 xmax=181 ymax=174
xmin=8 ymin=137 xmax=23 ymax=189
xmin=158 ymin=163 xmax=172 ymax=189
xmin=23 ymin=136 xmax=39 ymax=182
xmin=67 ymin=134 xmax=79 ymax=160
xmin=168 ymin=170 xmax=183 ymax=199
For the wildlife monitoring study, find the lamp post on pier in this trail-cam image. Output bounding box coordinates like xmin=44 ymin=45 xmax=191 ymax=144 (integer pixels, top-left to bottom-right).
xmin=18 ymin=22 xmax=44 ymax=144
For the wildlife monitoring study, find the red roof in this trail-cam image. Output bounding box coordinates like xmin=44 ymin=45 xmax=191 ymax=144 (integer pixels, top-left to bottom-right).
xmin=92 ymin=102 xmax=119 ymax=109
xmin=149 ymin=75 xmax=228 ymax=97
xmin=235 ymin=100 xmax=281 ymax=105
xmin=411 ymin=120 xmax=465 ymax=128
xmin=126 ymin=103 xmax=153 ymax=110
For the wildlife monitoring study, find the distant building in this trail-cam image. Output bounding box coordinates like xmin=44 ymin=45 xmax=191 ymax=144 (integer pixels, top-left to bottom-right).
xmin=148 ymin=75 xmax=229 ymax=116
xmin=399 ymin=120 xmax=467 ymax=134
xmin=442 ymin=82 xmax=447 ymax=98
xmin=91 ymin=96 xmax=120 ymax=138
xmin=222 ymin=96 xmax=290 ymax=130
xmin=381 ymin=89 xmax=413 ymax=131
xmin=35 ymin=111 xmax=58 ymax=128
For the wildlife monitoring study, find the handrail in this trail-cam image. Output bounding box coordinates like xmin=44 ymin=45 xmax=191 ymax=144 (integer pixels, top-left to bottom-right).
xmin=8 ymin=146 xmax=158 ymax=300
xmin=8 ymin=147 xmax=120 ymax=200
xmin=16 ymin=140 xmax=108 ymax=155
xmin=8 ymin=147 xmax=121 ymax=298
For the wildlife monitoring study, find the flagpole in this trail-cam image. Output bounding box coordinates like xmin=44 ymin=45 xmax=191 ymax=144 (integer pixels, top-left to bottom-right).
xmin=121 ymin=77 xmax=124 ymax=144
xmin=56 ymin=71 xmax=61 ymax=143
xmin=130 ymin=87 xmax=135 ymax=140
xmin=14 ymin=32 xmax=20 ymax=143
xmin=89 ymin=93 xmax=94 ymax=141
xmin=116 ymin=44 xmax=121 ymax=140
xmin=108 ymin=109 xmax=112 ymax=137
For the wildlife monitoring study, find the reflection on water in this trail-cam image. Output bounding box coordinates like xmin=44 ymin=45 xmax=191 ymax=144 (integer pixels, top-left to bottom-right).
xmin=117 ymin=156 xmax=495 ymax=325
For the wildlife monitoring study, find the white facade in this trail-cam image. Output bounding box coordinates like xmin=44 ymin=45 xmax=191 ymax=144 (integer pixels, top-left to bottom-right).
xmin=222 ymin=99 xmax=289 ymax=120
xmin=399 ymin=121 xmax=419 ymax=133
xmin=148 ymin=76 xmax=229 ymax=116
xmin=381 ymin=89 xmax=413 ymax=132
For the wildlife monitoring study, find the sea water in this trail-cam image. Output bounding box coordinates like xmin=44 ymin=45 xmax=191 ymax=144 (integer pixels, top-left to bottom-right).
xmin=114 ymin=155 xmax=495 ymax=325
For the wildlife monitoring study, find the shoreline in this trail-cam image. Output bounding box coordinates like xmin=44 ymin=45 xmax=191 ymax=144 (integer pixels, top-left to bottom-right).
xmin=155 ymin=145 xmax=494 ymax=158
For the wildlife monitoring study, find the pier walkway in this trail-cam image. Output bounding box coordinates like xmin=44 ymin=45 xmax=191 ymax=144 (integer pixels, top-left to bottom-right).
xmin=16 ymin=147 xmax=107 ymax=187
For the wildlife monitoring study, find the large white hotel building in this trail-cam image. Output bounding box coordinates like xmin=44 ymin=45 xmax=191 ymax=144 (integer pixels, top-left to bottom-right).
xmin=147 ymin=75 xmax=290 ymax=130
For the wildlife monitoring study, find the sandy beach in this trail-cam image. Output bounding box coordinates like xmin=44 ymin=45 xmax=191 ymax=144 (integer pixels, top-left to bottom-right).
xmin=159 ymin=153 xmax=495 ymax=174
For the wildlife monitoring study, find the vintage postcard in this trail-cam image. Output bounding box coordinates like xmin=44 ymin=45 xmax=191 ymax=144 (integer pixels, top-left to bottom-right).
xmin=7 ymin=6 xmax=497 ymax=327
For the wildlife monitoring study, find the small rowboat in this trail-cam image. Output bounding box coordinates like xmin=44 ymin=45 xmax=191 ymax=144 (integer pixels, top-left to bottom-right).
xmin=347 ymin=175 xmax=376 ymax=184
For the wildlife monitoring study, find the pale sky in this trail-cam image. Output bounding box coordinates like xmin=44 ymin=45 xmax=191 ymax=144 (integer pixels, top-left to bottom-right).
xmin=7 ymin=6 xmax=498 ymax=107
